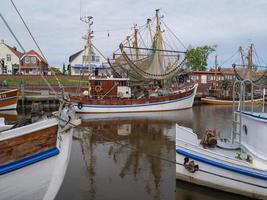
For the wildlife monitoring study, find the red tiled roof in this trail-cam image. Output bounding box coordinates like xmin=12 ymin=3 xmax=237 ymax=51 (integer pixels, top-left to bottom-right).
xmin=22 ymin=50 xmax=48 ymax=64
xmin=5 ymin=44 xmax=24 ymax=58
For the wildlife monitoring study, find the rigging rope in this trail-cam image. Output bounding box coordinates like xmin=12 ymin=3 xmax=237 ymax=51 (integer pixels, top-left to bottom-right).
xmin=161 ymin=20 xmax=187 ymax=50
xmin=10 ymin=0 xmax=64 ymax=98
xmin=0 ymin=13 xmax=26 ymax=52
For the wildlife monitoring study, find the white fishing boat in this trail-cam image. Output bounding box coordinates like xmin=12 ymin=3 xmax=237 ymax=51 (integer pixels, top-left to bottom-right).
xmin=176 ymin=78 xmax=267 ymax=199
xmin=72 ymin=82 xmax=198 ymax=113
xmin=0 ymin=106 xmax=81 ymax=200
xmin=70 ymin=10 xmax=197 ymax=113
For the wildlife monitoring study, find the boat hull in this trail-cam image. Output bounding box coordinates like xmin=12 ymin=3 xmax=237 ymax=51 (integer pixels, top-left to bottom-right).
xmin=201 ymin=97 xmax=263 ymax=105
xmin=176 ymin=151 xmax=267 ymax=199
xmin=0 ymin=89 xmax=18 ymax=111
xmin=73 ymin=84 xmax=197 ymax=113
xmin=0 ymin=115 xmax=78 ymax=200
xmin=176 ymin=124 xmax=267 ymax=199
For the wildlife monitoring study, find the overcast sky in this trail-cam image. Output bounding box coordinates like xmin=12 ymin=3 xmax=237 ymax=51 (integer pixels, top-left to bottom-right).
xmin=1 ymin=0 xmax=267 ymax=68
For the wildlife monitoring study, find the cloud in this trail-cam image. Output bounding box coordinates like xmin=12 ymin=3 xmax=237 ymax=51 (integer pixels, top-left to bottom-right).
xmin=1 ymin=0 xmax=267 ymax=68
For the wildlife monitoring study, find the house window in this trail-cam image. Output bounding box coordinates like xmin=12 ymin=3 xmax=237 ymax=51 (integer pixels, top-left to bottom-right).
xmin=2 ymin=66 xmax=7 ymax=74
xmin=6 ymin=54 xmax=11 ymax=62
xmin=31 ymin=56 xmax=37 ymax=64
xmin=92 ymin=55 xmax=95 ymax=62
xmin=25 ymin=56 xmax=30 ymax=64
xmin=95 ymin=56 xmax=100 ymax=62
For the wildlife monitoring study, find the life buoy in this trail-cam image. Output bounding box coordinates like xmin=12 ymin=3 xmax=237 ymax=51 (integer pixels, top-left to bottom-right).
xmin=95 ymin=85 xmax=102 ymax=93
xmin=77 ymin=102 xmax=83 ymax=110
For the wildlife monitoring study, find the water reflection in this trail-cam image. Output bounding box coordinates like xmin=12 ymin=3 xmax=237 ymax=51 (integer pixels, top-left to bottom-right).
xmin=57 ymin=110 xmax=193 ymax=200
xmin=78 ymin=118 xmax=176 ymax=200
xmin=55 ymin=105 xmax=257 ymax=200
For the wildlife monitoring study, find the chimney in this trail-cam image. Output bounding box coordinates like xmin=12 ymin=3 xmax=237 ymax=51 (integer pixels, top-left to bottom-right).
xmin=1 ymin=40 xmax=4 ymax=44
xmin=13 ymin=46 xmax=17 ymax=51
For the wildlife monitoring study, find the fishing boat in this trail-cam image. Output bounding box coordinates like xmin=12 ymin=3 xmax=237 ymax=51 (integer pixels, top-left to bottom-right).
xmin=71 ymin=10 xmax=197 ymax=113
xmin=71 ymin=77 xmax=197 ymax=113
xmin=0 ymin=104 xmax=81 ymax=200
xmin=201 ymin=96 xmax=262 ymax=105
xmin=0 ymin=89 xmax=18 ymax=110
xmin=176 ymin=63 xmax=267 ymax=198
xmin=201 ymin=46 xmax=264 ymax=105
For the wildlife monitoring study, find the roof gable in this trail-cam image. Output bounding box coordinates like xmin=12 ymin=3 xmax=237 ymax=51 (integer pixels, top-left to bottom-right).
xmin=69 ymin=49 xmax=83 ymax=63
xmin=4 ymin=44 xmax=24 ymax=58
xmin=21 ymin=50 xmax=48 ymax=64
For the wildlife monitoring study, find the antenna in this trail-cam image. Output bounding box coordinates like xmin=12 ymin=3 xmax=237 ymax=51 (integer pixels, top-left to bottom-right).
xmin=80 ymin=15 xmax=94 ymax=95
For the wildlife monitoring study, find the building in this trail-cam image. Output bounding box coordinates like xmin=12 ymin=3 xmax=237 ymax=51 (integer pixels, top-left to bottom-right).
xmin=20 ymin=50 xmax=48 ymax=75
xmin=69 ymin=46 xmax=110 ymax=76
xmin=0 ymin=40 xmax=23 ymax=74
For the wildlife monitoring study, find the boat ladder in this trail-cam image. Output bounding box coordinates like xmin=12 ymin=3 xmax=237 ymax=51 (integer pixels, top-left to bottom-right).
xmin=232 ymin=111 xmax=241 ymax=142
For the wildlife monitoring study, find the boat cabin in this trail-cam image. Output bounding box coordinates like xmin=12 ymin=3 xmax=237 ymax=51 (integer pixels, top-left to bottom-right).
xmin=89 ymin=77 xmax=131 ymax=98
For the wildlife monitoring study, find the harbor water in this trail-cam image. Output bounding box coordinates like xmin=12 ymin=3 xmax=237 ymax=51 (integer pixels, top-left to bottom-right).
xmin=1 ymin=105 xmax=256 ymax=200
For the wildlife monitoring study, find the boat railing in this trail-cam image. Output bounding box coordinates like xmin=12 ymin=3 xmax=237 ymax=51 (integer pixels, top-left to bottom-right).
xmin=231 ymin=79 xmax=265 ymax=144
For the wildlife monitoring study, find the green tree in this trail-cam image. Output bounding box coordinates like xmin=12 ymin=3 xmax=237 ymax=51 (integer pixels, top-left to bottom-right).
xmin=186 ymin=45 xmax=216 ymax=71
xmin=62 ymin=63 xmax=66 ymax=75
xmin=67 ymin=64 xmax=71 ymax=76
xmin=49 ymin=67 xmax=62 ymax=75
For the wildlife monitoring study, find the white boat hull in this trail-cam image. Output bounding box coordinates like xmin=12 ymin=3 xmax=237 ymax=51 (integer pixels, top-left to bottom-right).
xmin=0 ymin=121 xmax=74 ymax=200
xmin=73 ymin=85 xmax=197 ymax=113
xmin=176 ymin=124 xmax=267 ymax=199
xmin=176 ymin=151 xmax=267 ymax=199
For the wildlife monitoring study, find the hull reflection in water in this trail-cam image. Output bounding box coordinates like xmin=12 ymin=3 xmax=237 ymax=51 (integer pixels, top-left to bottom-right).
xmin=58 ymin=110 xmax=190 ymax=200
xmin=79 ymin=109 xmax=193 ymax=124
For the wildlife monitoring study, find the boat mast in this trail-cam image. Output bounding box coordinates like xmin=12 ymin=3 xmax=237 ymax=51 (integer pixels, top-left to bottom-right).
xmin=155 ymin=9 xmax=164 ymax=87
xmin=214 ymin=55 xmax=218 ymax=91
xmin=81 ymin=16 xmax=93 ymax=96
xmin=147 ymin=18 xmax=153 ymax=44
xmin=248 ymin=43 xmax=253 ymax=69
xmin=155 ymin=9 xmax=163 ymax=50
xmin=239 ymin=46 xmax=245 ymax=66
xmin=133 ymin=24 xmax=139 ymax=60
xmin=126 ymin=36 xmax=133 ymax=59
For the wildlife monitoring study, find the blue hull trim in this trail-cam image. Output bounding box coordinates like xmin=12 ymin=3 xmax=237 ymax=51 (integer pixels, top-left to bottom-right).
xmin=241 ymin=111 xmax=267 ymax=121
xmin=176 ymin=149 xmax=267 ymax=181
xmin=74 ymin=92 xmax=195 ymax=109
xmin=0 ymin=147 xmax=60 ymax=175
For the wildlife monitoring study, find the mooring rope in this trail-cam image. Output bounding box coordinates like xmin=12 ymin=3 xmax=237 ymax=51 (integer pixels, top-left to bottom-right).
xmin=91 ymin=131 xmax=178 ymax=165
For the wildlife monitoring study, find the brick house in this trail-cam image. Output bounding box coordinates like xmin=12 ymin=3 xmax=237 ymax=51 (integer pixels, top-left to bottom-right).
xmin=20 ymin=50 xmax=48 ymax=75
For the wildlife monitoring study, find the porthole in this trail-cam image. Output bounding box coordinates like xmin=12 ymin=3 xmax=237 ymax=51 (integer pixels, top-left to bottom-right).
xmin=243 ymin=124 xmax=248 ymax=135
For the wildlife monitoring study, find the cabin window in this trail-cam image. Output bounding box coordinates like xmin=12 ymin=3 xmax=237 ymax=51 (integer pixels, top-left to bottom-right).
xmin=95 ymin=80 xmax=103 ymax=86
xmin=6 ymin=54 xmax=11 ymax=62
xmin=31 ymin=56 xmax=37 ymax=64
xmin=25 ymin=56 xmax=30 ymax=64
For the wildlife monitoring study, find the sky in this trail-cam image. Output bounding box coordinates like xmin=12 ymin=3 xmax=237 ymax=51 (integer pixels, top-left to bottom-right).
xmin=1 ymin=0 xmax=267 ymax=69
